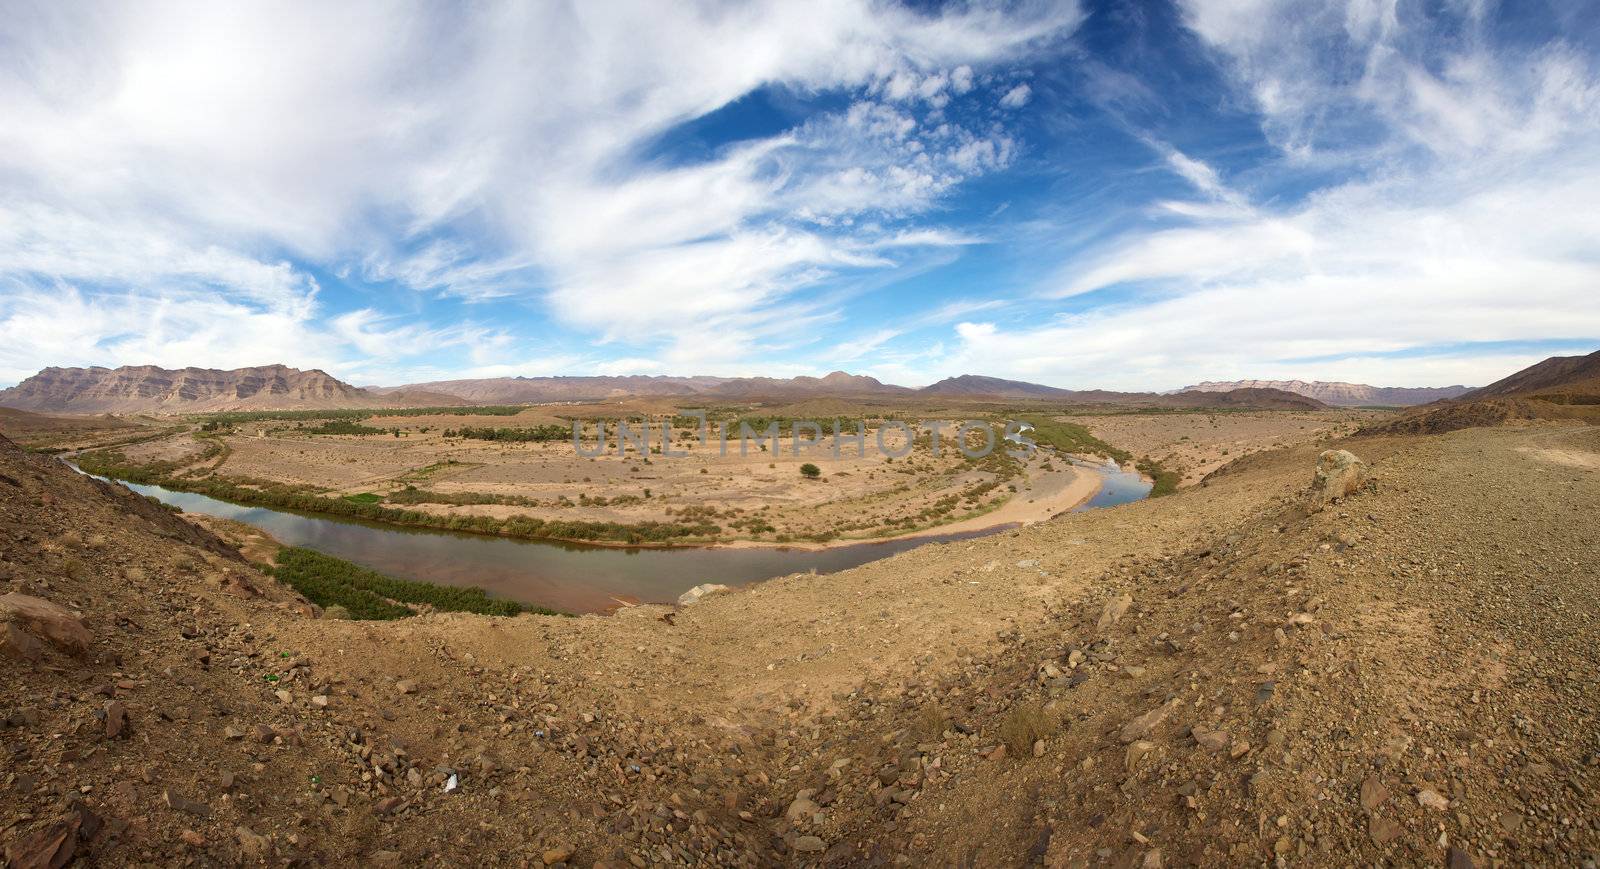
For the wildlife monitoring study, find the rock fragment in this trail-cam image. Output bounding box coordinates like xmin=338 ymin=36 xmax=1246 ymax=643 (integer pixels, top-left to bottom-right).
xmin=1359 ymin=775 xmax=1388 ymax=811
xmin=1192 ymin=729 xmax=1230 ymax=752
xmin=0 ymin=593 xmax=90 ymax=656
xmin=163 ymin=789 xmax=211 ymax=818
xmin=1416 ymin=789 xmax=1450 ymax=811
xmin=1120 ymin=700 xmax=1178 ymax=743
xmin=1097 ymin=594 xmax=1133 ymax=630
xmin=677 ymin=583 xmax=730 ymax=607
xmin=103 ymin=700 xmax=128 ymax=739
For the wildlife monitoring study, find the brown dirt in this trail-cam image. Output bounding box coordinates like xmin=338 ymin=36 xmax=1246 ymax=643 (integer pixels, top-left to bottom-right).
xmin=1359 ymin=398 xmax=1600 ymax=436
xmin=2 ymin=419 xmax=1596 ymax=866
xmin=135 ymin=417 xmax=1083 ymax=545
xmin=1064 ymin=409 xmax=1383 ymax=485
xmin=0 ymin=409 xmax=150 ymax=453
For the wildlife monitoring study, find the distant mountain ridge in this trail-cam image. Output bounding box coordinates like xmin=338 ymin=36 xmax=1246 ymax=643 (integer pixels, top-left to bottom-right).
xmin=0 ymin=365 xmax=393 ymax=413
xmin=920 ymin=375 xmax=1077 ymax=398
xmin=1163 ymin=387 xmax=1327 ymax=410
xmin=918 ymin=375 xmax=1325 ymax=409
xmin=367 ymin=371 xmax=908 ymax=403
xmin=1183 ymin=379 xmax=1473 ymax=406
xmin=3 ymin=364 xmax=1333 ymax=413
xmin=365 ymin=375 xmax=730 ymax=404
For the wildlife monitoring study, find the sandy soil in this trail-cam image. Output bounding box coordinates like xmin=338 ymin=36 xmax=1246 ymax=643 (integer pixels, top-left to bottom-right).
xmin=715 ymin=454 xmax=1103 ymax=549
xmin=128 ymin=414 xmax=1076 ymax=544
xmin=4 ymin=418 xmax=1596 ymax=866
xmin=0 ymin=408 xmax=153 ymax=452
xmin=1062 ymin=408 xmax=1387 ymax=484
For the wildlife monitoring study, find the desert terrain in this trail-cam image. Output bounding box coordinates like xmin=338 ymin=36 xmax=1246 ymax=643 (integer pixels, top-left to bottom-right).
xmin=2 ymin=395 xmax=1598 ymax=866
xmin=1060 ymin=408 xmax=1383 ymax=486
xmin=3 ymin=353 xmax=1599 ymax=866
xmin=5 ymin=2 xmax=1597 ymax=864
xmin=53 ymin=402 xmax=1160 ymax=549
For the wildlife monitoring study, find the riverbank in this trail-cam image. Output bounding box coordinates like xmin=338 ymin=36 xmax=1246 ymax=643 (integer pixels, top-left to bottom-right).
xmin=98 ymin=458 xmax=1149 ymax=613
xmin=74 ymin=443 xmax=1134 ymax=552
xmin=714 ymin=458 xmax=1107 ymax=550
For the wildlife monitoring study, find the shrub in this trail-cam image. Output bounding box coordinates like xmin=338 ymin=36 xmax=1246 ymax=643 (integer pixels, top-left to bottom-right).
xmin=303 ymin=420 xmax=384 ymax=436
xmin=799 ymin=463 xmax=822 ymax=479
xmin=999 ymin=700 xmax=1060 ymax=756
xmin=81 ymin=453 xmax=721 ymax=545
xmin=1136 ymin=458 xmax=1181 ymax=497
xmin=915 ymin=702 xmax=948 ymax=740
xmin=272 ymin=547 xmax=556 ymax=619
xmin=446 ymin=424 xmax=568 ymax=442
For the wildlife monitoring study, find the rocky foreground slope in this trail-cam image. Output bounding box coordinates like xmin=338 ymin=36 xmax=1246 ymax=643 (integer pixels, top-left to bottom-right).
xmin=1 ymin=422 xmax=1596 ymax=866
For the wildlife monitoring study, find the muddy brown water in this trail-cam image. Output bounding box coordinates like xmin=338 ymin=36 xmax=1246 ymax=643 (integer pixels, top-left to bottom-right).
xmin=105 ymin=460 xmax=1150 ymax=614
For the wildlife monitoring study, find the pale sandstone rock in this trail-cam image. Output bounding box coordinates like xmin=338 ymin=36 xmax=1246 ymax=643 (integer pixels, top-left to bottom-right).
xmin=677 ymin=583 xmax=731 ymax=607
xmin=1312 ymin=449 xmax=1366 ymax=507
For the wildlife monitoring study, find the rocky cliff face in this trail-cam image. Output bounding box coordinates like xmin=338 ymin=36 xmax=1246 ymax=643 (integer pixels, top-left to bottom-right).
xmin=0 ymin=365 xmax=373 ymax=413
xmin=1183 ymin=379 xmax=1473 ymax=406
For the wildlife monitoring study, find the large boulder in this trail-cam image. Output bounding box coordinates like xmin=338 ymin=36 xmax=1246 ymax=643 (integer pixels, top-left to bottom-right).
xmin=677 ymin=583 xmax=730 ymax=607
xmin=1312 ymin=449 xmax=1366 ymax=507
xmin=0 ymin=593 xmax=91 ymax=657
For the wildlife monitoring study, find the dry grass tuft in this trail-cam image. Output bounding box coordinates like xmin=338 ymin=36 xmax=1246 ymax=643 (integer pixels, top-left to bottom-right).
xmin=914 ymin=702 xmax=948 ymax=740
xmin=999 ymin=700 xmax=1060 ymax=756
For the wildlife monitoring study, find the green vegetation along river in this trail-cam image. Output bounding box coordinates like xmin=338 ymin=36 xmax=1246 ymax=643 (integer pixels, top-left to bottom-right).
xmin=105 ymin=460 xmax=1150 ymax=614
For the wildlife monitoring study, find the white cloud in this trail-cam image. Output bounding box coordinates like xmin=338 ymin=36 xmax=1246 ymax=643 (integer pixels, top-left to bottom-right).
xmin=4 ymin=0 xmax=1589 ymax=391
xmin=999 ymin=83 xmax=1032 ymax=108
xmin=0 ymin=283 xmax=336 ymax=386
xmin=593 ymin=357 xmax=669 ymax=376
xmin=0 ymin=0 xmax=1083 ymax=382
xmin=959 ymin=0 xmax=1600 ymax=388
xmin=0 ymin=282 xmax=517 ymax=388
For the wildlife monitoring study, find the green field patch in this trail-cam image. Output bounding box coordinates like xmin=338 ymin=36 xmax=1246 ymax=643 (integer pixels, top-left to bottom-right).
xmin=395 ymin=458 xmax=484 ymax=483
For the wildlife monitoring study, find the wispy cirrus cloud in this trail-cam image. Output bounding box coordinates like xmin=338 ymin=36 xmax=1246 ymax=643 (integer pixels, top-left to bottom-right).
xmin=1 ymin=1 xmax=1592 ymax=391
xmin=0 ymin=0 xmax=1081 ymax=383
xmin=938 ymin=0 xmax=1600 ymax=390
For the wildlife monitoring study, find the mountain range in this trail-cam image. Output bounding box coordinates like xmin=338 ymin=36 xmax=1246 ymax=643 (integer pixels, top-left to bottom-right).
xmin=0 ymin=365 xmax=463 ymax=413
xmin=376 ymin=372 xmax=1329 ymax=407
xmin=1181 ymin=379 xmax=1473 ymax=406
xmin=1 ymin=366 xmax=1337 ymax=413
xmin=23 ymin=356 xmax=1600 ymax=414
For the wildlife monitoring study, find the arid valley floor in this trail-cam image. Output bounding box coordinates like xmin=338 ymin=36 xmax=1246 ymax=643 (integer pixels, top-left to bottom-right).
xmin=1 ymin=376 xmax=1597 ymax=867
xmin=32 ymin=401 xmax=1369 ymax=553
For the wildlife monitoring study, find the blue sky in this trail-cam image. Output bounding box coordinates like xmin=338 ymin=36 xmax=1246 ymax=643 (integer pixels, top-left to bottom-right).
xmin=2 ymin=0 xmax=1598 ymax=390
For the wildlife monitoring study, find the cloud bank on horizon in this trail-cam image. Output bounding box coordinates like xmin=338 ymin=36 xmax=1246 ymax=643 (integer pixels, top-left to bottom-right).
xmin=1 ymin=0 xmax=1597 ymax=391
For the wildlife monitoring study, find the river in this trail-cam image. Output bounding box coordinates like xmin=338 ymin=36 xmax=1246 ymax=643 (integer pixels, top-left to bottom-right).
xmin=106 ymin=458 xmax=1151 ymax=614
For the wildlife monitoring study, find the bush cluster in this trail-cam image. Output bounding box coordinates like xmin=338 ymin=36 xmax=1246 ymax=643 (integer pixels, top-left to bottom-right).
xmin=77 ymin=451 xmax=722 ymax=544
xmin=271 ymin=547 xmax=552 ymax=619
xmin=444 ymin=425 xmax=568 ymax=442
